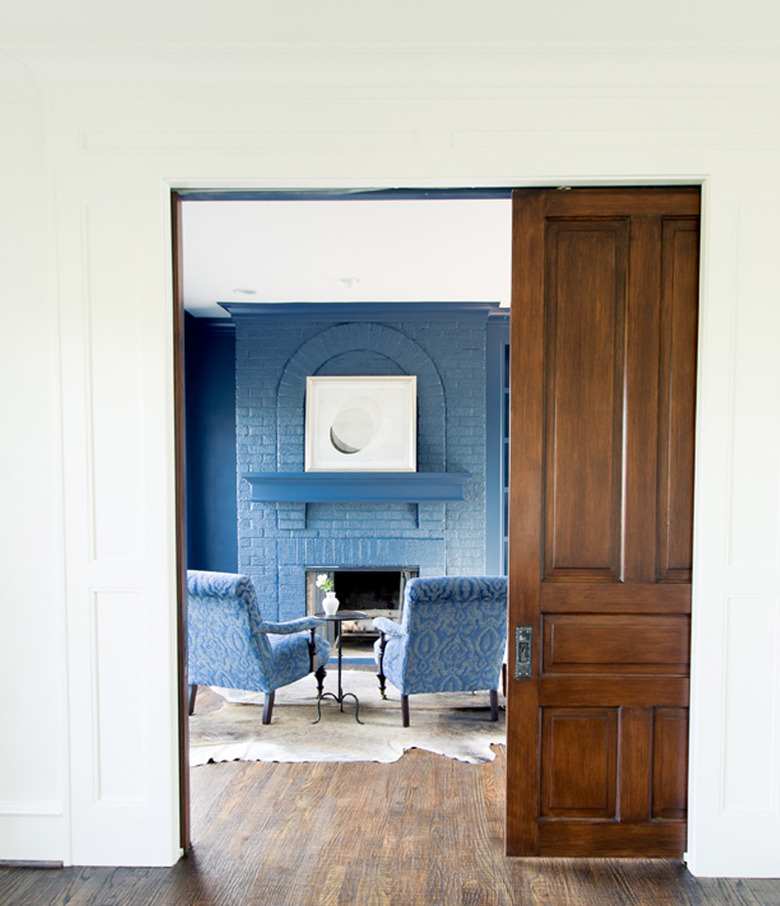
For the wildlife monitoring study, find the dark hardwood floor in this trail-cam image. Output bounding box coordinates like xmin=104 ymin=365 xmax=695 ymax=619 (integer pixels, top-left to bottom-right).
xmin=1 ymin=747 xmax=778 ymax=905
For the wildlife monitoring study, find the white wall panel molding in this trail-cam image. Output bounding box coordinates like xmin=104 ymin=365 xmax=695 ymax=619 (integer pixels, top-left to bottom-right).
xmin=91 ymin=590 xmax=150 ymax=803
xmin=727 ymin=201 xmax=780 ymax=568
xmin=722 ymin=596 xmax=779 ymax=812
xmin=49 ymin=90 xmax=778 ymax=195
xmin=84 ymin=205 xmax=145 ymax=563
xmin=0 ymin=802 xmax=62 ymax=816
xmin=451 ymin=131 xmax=780 ymax=158
xmin=80 ymin=129 xmax=420 ymax=155
xmin=687 ymin=597 xmax=780 ymax=877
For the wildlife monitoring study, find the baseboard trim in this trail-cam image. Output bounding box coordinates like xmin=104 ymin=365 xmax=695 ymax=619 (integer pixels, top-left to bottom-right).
xmin=0 ymin=860 xmax=63 ymax=869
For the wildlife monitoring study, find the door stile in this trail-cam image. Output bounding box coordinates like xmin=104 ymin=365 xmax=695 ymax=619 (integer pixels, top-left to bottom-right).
xmin=623 ymin=215 xmax=663 ymax=584
xmin=505 ymin=190 xmax=545 ymax=856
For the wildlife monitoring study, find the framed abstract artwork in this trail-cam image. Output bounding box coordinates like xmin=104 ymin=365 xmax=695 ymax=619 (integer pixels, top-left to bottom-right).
xmin=305 ymin=375 xmax=417 ymax=472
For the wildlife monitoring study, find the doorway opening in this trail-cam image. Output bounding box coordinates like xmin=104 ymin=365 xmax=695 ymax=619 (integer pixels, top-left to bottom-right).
xmin=173 ymin=185 xmax=700 ymax=859
xmin=173 ymin=187 xmax=514 ymax=849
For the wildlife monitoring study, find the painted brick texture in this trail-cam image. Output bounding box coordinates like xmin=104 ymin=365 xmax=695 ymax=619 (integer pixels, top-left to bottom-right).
xmin=235 ymin=314 xmax=489 ymax=621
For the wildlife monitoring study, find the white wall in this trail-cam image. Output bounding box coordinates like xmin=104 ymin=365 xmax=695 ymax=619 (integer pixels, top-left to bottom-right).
xmin=0 ymin=57 xmax=67 ymax=863
xmin=1 ymin=39 xmax=779 ymax=875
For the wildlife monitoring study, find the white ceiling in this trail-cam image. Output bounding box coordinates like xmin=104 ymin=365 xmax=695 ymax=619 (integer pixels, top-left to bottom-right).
xmin=4 ymin=0 xmax=778 ymax=45
xmin=181 ymin=198 xmax=513 ymax=318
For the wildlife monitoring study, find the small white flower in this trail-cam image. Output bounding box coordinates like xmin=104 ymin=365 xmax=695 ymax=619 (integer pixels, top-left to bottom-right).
xmin=315 ymin=573 xmax=334 ymax=592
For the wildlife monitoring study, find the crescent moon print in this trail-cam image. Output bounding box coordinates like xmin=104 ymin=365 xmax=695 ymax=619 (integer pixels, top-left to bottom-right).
xmin=328 ymin=397 xmax=380 ymax=454
xmin=329 ymin=424 xmax=360 ymax=453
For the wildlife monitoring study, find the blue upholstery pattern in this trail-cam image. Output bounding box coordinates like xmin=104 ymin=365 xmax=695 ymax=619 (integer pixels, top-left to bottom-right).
xmin=187 ymin=570 xmax=330 ymax=698
xmin=373 ymin=576 xmax=507 ymax=723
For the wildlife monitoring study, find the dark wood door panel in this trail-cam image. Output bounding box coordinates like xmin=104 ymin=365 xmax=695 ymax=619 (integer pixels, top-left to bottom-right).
xmin=539 ymin=705 xmax=688 ymax=853
xmin=507 ymin=187 xmax=700 ymax=858
xmin=540 ymin=582 xmax=691 ymax=613
xmin=619 ymin=707 xmax=655 ymax=822
xmin=540 ymin=210 xmax=699 ymax=588
xmin=658 ymin=218 xmax=699 ymax=582
xmin=541 ymin=709 xmax=619 ymax=818
xmin=539 ymin=676 xmax=689 ymax=708
xmin=542 ymin=614 xmax=691 ymax=674
xmin=652 ymin=708 xmax=689 ymax=819
xmin=544 ymin=221 xmax=627 ymax=581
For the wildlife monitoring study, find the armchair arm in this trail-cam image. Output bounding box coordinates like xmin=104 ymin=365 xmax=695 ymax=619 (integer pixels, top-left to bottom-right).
xmin=373 ymin=616 xmax=405 ymax=637
xmin=256 ymin=615 xmax=322 ymax=635
xmin=374 ymin=617 xmax=404 ymax=702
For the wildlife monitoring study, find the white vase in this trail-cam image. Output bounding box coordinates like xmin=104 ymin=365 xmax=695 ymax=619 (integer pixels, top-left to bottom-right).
xmin=322 ymin=591 xmax=340 ymax=615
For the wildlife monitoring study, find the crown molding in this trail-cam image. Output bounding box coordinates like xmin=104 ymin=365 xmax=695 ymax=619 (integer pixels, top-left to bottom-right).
xmin=219 ymin=301 xmax=503 ymax=322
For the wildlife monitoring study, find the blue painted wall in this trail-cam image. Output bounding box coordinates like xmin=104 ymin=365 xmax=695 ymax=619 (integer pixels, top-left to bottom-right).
xmin=230 ymin=304 xmax=505 ymax=621
xmin=184 ymin=314 xmax=238 ymax=572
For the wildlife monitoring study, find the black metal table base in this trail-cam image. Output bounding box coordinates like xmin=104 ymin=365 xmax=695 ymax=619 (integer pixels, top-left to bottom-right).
xmin=312 ymin=608 xmax=367 ymax=725
xmin=314 ymin=690 xmax=362 ymax=724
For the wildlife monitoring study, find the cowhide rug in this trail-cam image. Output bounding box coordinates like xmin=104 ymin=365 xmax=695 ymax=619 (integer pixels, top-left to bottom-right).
xmin=189 ymin=670 xmax=505 ymax=766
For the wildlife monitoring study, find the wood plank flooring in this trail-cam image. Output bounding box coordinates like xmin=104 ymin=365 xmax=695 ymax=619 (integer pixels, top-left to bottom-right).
xmin=1 ymin=747 xmax=779 ymax=905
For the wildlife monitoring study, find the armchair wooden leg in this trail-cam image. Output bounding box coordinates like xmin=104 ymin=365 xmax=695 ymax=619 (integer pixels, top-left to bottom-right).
xmin=401 ymin=694 xmax=410 ymax=728
xmin=490 ymin=689 xmax=499 ymax=722
xmin=307 ymin=627 xmax=317 ymax=674
xmin=188 ymin=685 xmax=198 ymax=715
xmin=315 ymin=665 xmax=326 ymax=697
xmin=262 ymin=691 xmax=275 ymax=725
xmin=377 ymin=632 xmax=388 ymax=700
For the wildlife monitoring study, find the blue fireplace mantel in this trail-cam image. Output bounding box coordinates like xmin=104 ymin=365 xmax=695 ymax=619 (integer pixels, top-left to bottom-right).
xmin=243 ymin=471 xmax=471 ymax=503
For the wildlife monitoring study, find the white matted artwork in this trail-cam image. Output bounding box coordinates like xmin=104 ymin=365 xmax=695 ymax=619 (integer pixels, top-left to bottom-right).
xmin=305 ymin=375 xmax=417 ymax=472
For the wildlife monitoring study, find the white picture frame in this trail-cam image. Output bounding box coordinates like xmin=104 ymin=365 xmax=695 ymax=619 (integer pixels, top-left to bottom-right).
xmin=305 ymin=375 xmax=417 ymax=472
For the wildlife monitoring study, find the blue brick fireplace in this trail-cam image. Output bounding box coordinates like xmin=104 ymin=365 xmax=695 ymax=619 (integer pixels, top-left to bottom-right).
xmin=185 ymin=302 xmax=509 ymax=623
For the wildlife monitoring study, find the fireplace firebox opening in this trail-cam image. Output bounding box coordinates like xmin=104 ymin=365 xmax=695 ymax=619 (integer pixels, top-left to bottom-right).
xmin=306 ymin=567 xmax=419 ymax=639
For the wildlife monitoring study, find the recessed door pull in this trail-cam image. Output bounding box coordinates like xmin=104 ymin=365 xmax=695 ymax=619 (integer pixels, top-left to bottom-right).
xmin=515 ymin=625 xmax=533 ymax=679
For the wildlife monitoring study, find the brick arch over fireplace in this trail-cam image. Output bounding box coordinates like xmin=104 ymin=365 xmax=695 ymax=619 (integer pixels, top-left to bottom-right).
xmin=275 ymin=322 xmax=446 ymax=472
xmin=234 ymin=307 xmax=492 ymax=621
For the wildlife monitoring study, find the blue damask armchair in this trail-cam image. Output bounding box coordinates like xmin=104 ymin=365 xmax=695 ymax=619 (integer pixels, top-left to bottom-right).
xmin=373 ymin=576 xmax=508 ymax=727
xmin=187 ymin=570 xmax=331 ymax=724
